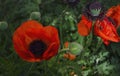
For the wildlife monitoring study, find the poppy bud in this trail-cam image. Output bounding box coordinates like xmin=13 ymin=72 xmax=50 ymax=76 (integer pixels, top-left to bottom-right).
xmin=69 ymin=42 xmax=83 ymax=55
xmin=30 ymin=12 xmax=41 ymax=21
xmin=0 ymin=21 xmax=8 ymax=31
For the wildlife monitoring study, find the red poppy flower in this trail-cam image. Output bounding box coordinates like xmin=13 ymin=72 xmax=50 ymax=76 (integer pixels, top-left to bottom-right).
xmin=13 ymin=20 xmax=60 ymax=62
xmin=106 ymin=5 xmax=120 ymax=28
xmin=78 ymin=15 xmax=92 ymax=36
xmin=78 ymin=15 xmax=120 ymax=45
xmin=78 ymin=2 xmax=120 ymax=45
xmin=94 ymin=17 xmax=120 ymax=45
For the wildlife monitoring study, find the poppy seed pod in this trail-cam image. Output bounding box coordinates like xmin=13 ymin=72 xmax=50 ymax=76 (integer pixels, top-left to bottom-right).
xmin=13 ymin=20 xmax=60 ymax=62
xmin=30 ymin=12 xmax=41 ymax=21
xmin=83 ymin=1 xmax=105 ymax=21
xmin=64 ymin=42 xmax=83 ymax=55
xmin=69 ymin=42 xmax=83 ymax=55
xmin=0 ymin=21 xmax=8 ymax=31
xmin=89 ymin=1 xmax=102 ymax=16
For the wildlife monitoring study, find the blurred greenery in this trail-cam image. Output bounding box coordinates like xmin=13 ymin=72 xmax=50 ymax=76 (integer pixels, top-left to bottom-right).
xmin=0 ymin=0 xmax=120 ymax=76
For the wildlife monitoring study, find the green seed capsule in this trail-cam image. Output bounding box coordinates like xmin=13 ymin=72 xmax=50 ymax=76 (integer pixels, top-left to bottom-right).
xmin=0 ymin=21 xmax=8 ymax=31
xmin=30 ymin=12 xmax=41 ymax=21
xmin=69 ymin=42 xmax=83 ymax=55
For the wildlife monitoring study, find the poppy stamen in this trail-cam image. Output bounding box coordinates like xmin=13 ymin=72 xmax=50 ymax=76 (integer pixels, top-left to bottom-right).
xmin=89 ymin=1 xmax=102 ymax=16
xmin=29 ymin=40 xmax=47 ymax=57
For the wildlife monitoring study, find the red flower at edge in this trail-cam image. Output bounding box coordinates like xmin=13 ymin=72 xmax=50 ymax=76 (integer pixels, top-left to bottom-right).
xmin=78 ymin=2 xmax=120 ymax=45
xmin=13 ymin=20 xmax=60 ymax=62
xmin=78 ymin=15 xmax=120 ymax=45
xmin=94 ymin=17 xmax=120 ymax=45
xmin=106 ymin=5 xmax=120 ymax=29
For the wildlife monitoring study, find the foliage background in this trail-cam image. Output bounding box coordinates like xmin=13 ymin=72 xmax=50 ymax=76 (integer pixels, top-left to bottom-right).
xmin=0 ymin=0 xmax=120 ymax=76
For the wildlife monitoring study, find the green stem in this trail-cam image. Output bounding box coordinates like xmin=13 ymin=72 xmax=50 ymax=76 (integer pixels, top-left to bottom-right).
xmin=85 ymin=21 xmax=95 ymax=48
xmin=59 ymin=24 xmax=64 ymax=48
xmin=50 ymin=6 xmax=68 ymax=48
xmin=50 ymin=6 xmax=68 ymax=26
xmin=95 ymin=37 xmax=103 ymax=51
xmin=44 ymin=61 xmax=47 ymax=76
xmin=58 ymin=48 xmax=69 ymax=54
xmin=55 ymin=48 xmax=69 ymax=60
xmin=54 ymin=48 xmax=69 ymax=66
xmin=25 ymin=63 xmax=34 ymax=76
xmin=59 ymin=6 xmax=68 ymax=48
xmin=60 ymin=48 xmax=69 ymax=51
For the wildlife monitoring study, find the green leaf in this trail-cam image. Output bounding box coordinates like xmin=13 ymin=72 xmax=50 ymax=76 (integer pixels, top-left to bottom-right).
xmin=97 ymin=62 xmax=114 ymax=75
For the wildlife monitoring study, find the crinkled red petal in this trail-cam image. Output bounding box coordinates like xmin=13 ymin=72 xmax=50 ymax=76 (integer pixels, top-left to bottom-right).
xmin=94 ymin=17 xmax=120 ymax=45
xmin=106 ymin=5 xmax=120 ymax=28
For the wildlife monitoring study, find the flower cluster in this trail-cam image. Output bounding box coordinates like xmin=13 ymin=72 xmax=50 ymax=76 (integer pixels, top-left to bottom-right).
xmin=78 ymin=1 xmax=120 ymax=45
xmin=12 ymin=1 xmax=120 ymax=62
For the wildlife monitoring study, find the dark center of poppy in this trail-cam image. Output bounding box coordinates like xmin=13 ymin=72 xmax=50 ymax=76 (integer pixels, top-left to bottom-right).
xmin=29 ymin=40 xmax=47 ymax=57
xmin=89 ymin=1 xmax=102 ymax=16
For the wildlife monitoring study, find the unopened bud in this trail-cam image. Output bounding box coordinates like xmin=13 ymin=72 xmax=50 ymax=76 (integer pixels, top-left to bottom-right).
xmin=0 ymin=21 xmax=8 ymax=31
xmin=69 ymin=42 xmax=83 ymax=55
xmin=30 ymin=12 xmax=41 ymax=21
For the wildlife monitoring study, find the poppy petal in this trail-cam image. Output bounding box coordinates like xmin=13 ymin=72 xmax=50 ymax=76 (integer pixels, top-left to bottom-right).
xmin=106 ymin=5 xmax=120 ymax=28
xmin=44 ymin=26 xmax=60 ymax=43
xmin=41 ymin=26 xmax=60 ymax=60
xmin=42 ymin=42 xmax=59 ymax=60
xmin=13 ymin=20 xmax=44 ymax=48
xmin=78 ymin=15 xmax=92 ymax=36
xmin=94 ymin=17 xmax=120 ymax=45
xmin=13 ymin=20 xmax=44 ymax=62
xmin=13 ymin=34 xmax=35 ymax=61
xmin=26 ymin=26 xmax=60 ymax=60
xmin=25 ymin=28 xmax=51 ymax=45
